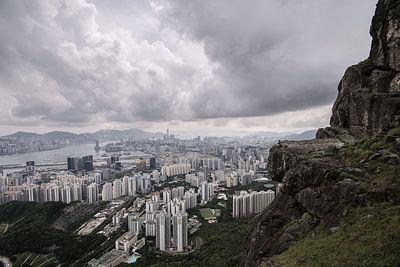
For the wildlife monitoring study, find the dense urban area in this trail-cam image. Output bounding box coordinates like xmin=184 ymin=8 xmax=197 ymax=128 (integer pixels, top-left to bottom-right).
xmin=0 ymin=129 xmax=283 ymax=266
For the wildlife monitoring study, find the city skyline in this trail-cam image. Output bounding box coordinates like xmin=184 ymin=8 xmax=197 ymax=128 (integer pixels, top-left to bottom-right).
xmin=0 ymin=0 xmax=376 ymax=136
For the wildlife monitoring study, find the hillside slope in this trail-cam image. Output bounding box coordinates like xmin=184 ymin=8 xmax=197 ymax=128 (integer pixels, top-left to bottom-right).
xmin=0 ymin=201 xmax=107 ymax=266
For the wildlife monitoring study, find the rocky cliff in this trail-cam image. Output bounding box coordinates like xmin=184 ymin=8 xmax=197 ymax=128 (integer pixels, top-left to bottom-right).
xmin=242 ymin=1 xmax=400 ymax=266
xmin=318 ymin=0 xmax=400 ymax=139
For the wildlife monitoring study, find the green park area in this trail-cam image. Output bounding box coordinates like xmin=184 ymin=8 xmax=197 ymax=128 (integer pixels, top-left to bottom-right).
xmin=199 ymin=208 xmax=216 ymax=220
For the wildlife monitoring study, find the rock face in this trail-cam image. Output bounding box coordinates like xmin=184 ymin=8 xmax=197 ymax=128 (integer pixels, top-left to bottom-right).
xmin=322 ymin=0 xmax=400 ymax=138
xmin=241 ymin=1 xmax=400 ymax=266
xmin=242 ymin=139 xmax=362 ymax=266
xmin=370 ymin=0 xmax=400 ymax=71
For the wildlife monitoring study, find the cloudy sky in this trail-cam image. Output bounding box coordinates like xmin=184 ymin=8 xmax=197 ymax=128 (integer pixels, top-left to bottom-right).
xmin=0 ymin=0 xmax=376 ymax=136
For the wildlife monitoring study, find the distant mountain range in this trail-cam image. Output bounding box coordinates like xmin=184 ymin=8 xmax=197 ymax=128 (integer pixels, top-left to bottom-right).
xmin=2 ymin=129 xmax=163 ymax=143
xmin=249 ymin=129 xmax=317 ymax=141
xmin=2 ymin=128 xmax=317 ymax=143
xmin=281 ymin=129 xmax=317 ymax=141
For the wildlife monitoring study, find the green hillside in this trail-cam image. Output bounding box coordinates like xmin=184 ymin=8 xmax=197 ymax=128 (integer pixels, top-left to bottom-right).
xmin=0 ymin=201 xmax=106 ymax=266
xmin=265 ymin=133 xmax=400 ymax=266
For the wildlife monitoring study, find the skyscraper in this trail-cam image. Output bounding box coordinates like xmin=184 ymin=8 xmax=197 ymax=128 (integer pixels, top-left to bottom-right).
xmin=67 ymin=157 xmax=82 ymax=173
xmin=94 ymin=172 xmax=102 ymax=184
xmin=201 ymin=182 xmax=214 ymax=204
xmin=102 ymin=182 xmax=113 ymax=201
xmin=26 ymin=161 xmax=35 ymax=175
xmin=82 ymin=155 xmax=94 ymax=171
xmin=128 ymin=214 xmax=141 ymax=235
xmin=121 ymin=176 xmax=129 ymax=196
xmin=67 ymin=155 xmax=93 ymax=173
xmin=128 ymin=176 xmax=137 ymax=196
xmin=156 ymin=211 xmax=171 ymax=251
xmin=113 ymin=179 xmax=122 ymax=199
xmin=201 ymin=181 xmax=209 ymax=203
xmin=87 ymin=183 xmax=99 ymax=203
xmin=149 ymin=157 xmax=156 ymax=170
xmin=172 ymin=212 xmax=188 ymax=252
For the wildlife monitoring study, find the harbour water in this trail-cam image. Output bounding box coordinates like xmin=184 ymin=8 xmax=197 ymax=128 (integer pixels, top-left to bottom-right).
xmin=0 ymin=143 xmax=99 ymax=166
xmin=0 ymin=142 xmax=150 ymax=175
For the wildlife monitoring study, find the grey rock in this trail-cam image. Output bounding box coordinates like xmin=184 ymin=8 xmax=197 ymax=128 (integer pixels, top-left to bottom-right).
xmin=328 ymin=61 xmax=400 ymax=138
xmin=370 ymin=0 xmax=400 ymax=71
xmin=325 ymin=0 xmax=400 ymax=138
xmin=369 ymin=149 xmax=400 ymax=165
xmin=396 ymin=137 xmax=400 ymax=149
xmin=329 ymin=226 xmax=340 ymax=233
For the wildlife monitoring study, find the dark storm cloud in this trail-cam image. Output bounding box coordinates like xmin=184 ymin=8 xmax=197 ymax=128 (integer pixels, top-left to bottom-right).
xmin=0 ymin=0 xmax=376 ymax=128
xmin=156 ymin=0 xmax=376 ymax=118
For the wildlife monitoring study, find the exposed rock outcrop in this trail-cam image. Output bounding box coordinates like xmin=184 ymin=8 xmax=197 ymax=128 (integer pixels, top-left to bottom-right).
xmin=243 ymin=139 xmax=364 ymax=266
xmin=242 ymin=1 xmax=400 ymax=266
xmin=320 ymin=0 xmax=400 ymax=138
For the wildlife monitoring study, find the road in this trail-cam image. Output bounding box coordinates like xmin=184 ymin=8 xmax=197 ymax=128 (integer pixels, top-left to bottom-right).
xmin=0 ymin=257 xmax=12 ymax=267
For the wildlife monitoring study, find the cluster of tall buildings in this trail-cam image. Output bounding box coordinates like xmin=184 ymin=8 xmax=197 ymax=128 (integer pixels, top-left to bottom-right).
xmin=101 ymin=175 xmax=151 ymax=201
xmin=67 ymin=155 xmax=94 ymax=173
xmin=237 ymin=158 xmax=259 ymax=174
xmin=232 ymin=190 xmax=276 ymax=218
xmin=0 ymin=138 xmax=64 ymax=156
xmin=202 ymin=158 xmax=222 ymax=170
xmin=159 ymin=157 xmax=223 ymax=178
xmin=183 ymin=189 xmax=198 ymax=209
xmin=226 ymin=173 xmax=239 ymax=187
xmin=185 ymin=173 xmax=206 ymax=187
xmin=225 ymin=171 xmax=255 ymax=188
xmin=0 ymin=171 xmax=156 ymax=205
xmin=143 ymin=187 xmax=199 ymax=252
xmin=161 ymin=163 xmax=191 ymax=177
xmin=153 ymin=210 xmax=188 ymax=252
xmin=0 ymin=172 xmax=100 ymax=204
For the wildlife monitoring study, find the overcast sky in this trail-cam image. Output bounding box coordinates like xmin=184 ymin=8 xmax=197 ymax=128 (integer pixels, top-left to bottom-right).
xmin=0 ymin=0 xmax=377 ymax=136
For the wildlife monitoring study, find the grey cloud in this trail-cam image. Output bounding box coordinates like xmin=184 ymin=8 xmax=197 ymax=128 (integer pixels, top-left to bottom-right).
xmin=0 ymin=0 xmax=376 ymax=130
xmin=0 ymin=0 xmax=196 ymax=126
xmin=156 ymin=0 xmax=376 ymax=118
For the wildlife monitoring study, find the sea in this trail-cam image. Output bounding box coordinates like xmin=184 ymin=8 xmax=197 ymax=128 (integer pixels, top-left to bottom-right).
xmin=0 ymin=143 xmax=98 ymax=166
xmin=0 ymin=142 xmax=147 ymax=175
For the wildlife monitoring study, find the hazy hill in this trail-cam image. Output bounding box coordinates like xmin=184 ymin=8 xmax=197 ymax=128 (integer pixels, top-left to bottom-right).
xmin=2 ymin=128 xmax=163 ymax=143
xmin=250 ymin=129 xmax=317 ymax=141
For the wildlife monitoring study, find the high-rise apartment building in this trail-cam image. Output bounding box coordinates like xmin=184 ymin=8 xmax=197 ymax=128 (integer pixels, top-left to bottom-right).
xmin=87 ymin=183 xmax=99 ymax=203
xmin=156 ymin=211 xmax=171 ymax=251
xmin=102 ymin=182 xmax=113 ymax=201
xmin=172 ymin=212 xmax=188 ymax=252
xmin=113 ymin=179 xmax=122 ymax=199
xmin=128 ymin=214 xmax=141 ymax=235
xmin=232 ymin=190 xmax=276 ymax=218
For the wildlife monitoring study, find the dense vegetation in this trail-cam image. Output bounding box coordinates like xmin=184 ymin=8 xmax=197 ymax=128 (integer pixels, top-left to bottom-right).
xmin=0 ymin=201 xmax=108 ymax=266
xmin=136 ymin=219 xmax=250 ymax=267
